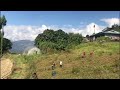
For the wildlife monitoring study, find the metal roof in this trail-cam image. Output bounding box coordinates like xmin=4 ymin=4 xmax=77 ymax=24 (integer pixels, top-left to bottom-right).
xmin=90 ymin=29 xmax=120 ymax=37
xmin=103 ymin=30 xmax=120 ymax=34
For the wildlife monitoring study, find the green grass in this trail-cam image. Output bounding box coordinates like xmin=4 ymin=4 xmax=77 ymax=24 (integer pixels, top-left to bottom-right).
xmin=4 ymin=41 xmax=120 ymax=79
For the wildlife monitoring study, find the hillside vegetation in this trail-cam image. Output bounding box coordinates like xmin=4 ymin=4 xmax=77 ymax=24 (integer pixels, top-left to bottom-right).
xmin=1 ymin=15 xmax=120 ymax=79
xmin=35 ymin=29 xmax=83 ymax=53
xmin=4 ymin=41 xmax=120 ymax=79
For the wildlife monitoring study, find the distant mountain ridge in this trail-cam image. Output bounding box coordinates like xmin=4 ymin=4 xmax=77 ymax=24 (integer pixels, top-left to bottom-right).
xmin=10 ymin=40 xmax=35 ymax=54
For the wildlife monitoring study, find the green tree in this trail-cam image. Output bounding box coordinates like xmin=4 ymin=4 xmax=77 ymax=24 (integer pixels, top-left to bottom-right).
xmin=0 ymin=15 xmax=7 ymax=30
xmin=54 ymin=29 xmax=69 ymax=50
xmin=0 ymin=15 xmax=12 ymax=54
xmin=35 ymin=29 xmax=69 ymax=52
xmin=68 ymin=33 xmax=83 ymax=45
xmin=43 ymin=29 xmax=55 ymax=42
xmin=0 ymin=36 xmax=12 ymax=54
xmin=38 ymin=41 xmax=57 ymax=54
xmin=35 ymin=29 xmax=83 ymax=53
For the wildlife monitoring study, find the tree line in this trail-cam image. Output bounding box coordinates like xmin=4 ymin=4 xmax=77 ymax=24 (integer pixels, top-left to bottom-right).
xmin=0 ymin=15 xmax=83 ymax=54
xmin=35 ymin=29 xmax=83 ymax=53
xmin=1 ymin=15 xmax=120 ymax=54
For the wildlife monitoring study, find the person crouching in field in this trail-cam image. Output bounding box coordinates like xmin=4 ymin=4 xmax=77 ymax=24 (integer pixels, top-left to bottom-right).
xmin=90 ymin=52 xmax=93 ymax=56
xmin=90 ymin=51 xmax=94 ymax=57
xmin=60 ymin=61 xmax=63 ymax=68
xmin=32 ymin=73 xmax=38 ymax=79
xmin=52 ymin=62 xmax=56 ymax=70
xmin=53 ymin=62 xmax=56 ymax=69
xmin=52 ymin=65 xmax=54 ymax=70
xmin=81 ymin=52 xmax=86 ymax=58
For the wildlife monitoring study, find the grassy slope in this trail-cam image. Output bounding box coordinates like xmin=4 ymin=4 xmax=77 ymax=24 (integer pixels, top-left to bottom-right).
xmin=5 ymin=41 xmax=120 ymax=79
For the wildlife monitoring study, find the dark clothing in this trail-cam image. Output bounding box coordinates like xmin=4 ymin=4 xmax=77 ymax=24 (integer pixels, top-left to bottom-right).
xmin=53 ymin=63 xmax=56 ymax=68
xmin=53 ymin=63 xmax=55 ymax=66
xmin=52 ymin=65 xmax=54 ymax=70
xmin=60 ymin=65 xmax=62 ymax=68
xmin=52 ymin=63 xmax=56 ymax=70
xmin=83 ymin=52 xmax=86 ymax=56
xmin=52 ymin=71 xmax=56 ymax=76
xmin=32 ymin=73 xmax=38 ymax=79
xmin=90 ymin=52 xmax=93 ymax=56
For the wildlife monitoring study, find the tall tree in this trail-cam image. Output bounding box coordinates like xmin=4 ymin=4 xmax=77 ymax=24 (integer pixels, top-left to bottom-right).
xmin=35 ymin=29 xmax=83 ymax=53
xmin=0 ymin=15 xmax=12 ymax=54
xmin=0 ymin=15 xmax=7 ymax=35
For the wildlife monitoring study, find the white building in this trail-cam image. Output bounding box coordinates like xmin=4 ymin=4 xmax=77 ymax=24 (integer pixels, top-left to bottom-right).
xmin=23 ymin=46 xmax=40 ymax=55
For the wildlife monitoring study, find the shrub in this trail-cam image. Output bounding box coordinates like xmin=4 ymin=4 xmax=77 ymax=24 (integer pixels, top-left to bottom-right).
xmin=72 ymin=67 xmax=80 ymax=74
xmin=96 ymin=36 xmax=111 ymax=45
xmin=35 ymin=29 xmax=83 ymax=54
xmin=109 ymin=52 xmax=112 ymax=56
xmin=98 ymin=51 xmax=103 ymax=56
xmin=38 ymin=41 xmax=57 ymax=54
xmin=93 ymin=68 xmax=102 ymax=75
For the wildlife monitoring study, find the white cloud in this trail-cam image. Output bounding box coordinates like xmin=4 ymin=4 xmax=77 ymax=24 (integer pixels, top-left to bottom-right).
xmin=4 ymin=25 xmax=48 ymax=41
xmin=101 ymin=18 xmax=119 ymax=27
xmin=63 ymin=25 xmax=73 ymax=27
xmin=81 ymin=23 xmax=105 ymax=36
xmin=64 ymin=23 xmax=105 ymax=37
xmin=3 ymin=22 xmax=105 ymax=41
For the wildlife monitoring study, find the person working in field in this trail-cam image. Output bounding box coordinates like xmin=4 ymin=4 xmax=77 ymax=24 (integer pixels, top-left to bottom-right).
xmin=90 ymin=50 xmax=94 ymax=57
xmin=52 ymin=65 xmax=54 ymax=70
xmin=32 ymin=73 xmax=38 ymax=79
xmin=53 ymin=62 xmax=56 ymax=69
xmin=60 ymin=61 xmax=63 ymax=68
xmin=90 ymin=52 xmax=93 ymax=56
xmin=81 ymin=52 xmax=86 ymax=58
xmin=52 ymin=62 xmax=56 ymax=70
xmin=52 ymin=71 xmax=56 ymax=79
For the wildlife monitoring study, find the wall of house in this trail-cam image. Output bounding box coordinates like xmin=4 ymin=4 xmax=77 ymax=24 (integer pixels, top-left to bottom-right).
xmin=105 ymin=34 xmax=120 ymax=40
xmin=89 ymin=31 xmax=120 ymax=42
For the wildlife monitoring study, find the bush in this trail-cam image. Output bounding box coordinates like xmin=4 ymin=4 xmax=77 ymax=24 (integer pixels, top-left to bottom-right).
xmin=72 ymin=67 xmax=80 ymax=74
xmin=96 ymin=36 xmax=111 ymax=44
xmin=35 ymin=29 xmax=83 ymax=54
xmin=82 ymin=38 xmax=89 ymax=43
xmin=38 ymin=41 xmax=57 ymax=54
xmin=93 ymin=68 xmax=102 ymax=75
xmin=0 ymin=37 xmax=12 ymax=54
xmin=109 ymin=52 xmax=112 ymax=56
xmin=98 ymin=51 xmax=103 ymax=56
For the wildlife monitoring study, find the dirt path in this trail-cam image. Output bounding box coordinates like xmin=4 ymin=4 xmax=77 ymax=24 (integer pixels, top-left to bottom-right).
xmin=0 ymin=58 xmax=13 ymax=79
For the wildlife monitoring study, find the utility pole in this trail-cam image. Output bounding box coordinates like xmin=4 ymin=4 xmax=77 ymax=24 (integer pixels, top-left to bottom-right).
xmin=94 ymin=25 xmax=95 ymax=34
xmin=0 ymin=11 xmax=2 ymax=58
xmin=93 ymin=25 xmax=95 ymax=41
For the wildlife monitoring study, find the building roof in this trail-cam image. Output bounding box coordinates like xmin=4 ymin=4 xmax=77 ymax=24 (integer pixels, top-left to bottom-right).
xmin=103 ymin=30 xmax=120 ymax=34
xmin=90 ymin=29 xmax=120 ymax=37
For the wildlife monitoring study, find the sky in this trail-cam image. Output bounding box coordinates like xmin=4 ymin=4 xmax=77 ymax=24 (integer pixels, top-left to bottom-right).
xmin=1 ymin=11 xmax=120 ymax=41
